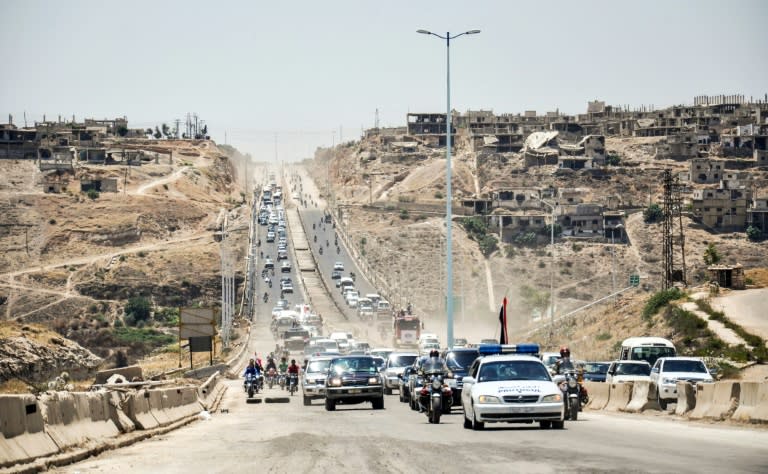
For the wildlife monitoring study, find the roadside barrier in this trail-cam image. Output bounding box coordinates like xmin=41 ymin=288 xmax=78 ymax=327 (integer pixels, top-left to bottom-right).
xmin=604 ymin=382 xmax=633 ymax=411
xmin=674 ymin=381 xmax=696 ymax=415
xmin=703 ymin=381 xmax=740 ymax=420
xmin=732 ymin=382 xmax=768 ymax=423
xmin=583 ymin=381 xmax=609 ymax=410
xmin=688 ymin=382 xmax=715 ymax=419
xmin=124 ymin=389 xmax=160 ymax=430
xmin=106 ymin=390 xmax=135 ymax=434
xmin=0 ymin=394 xmax=59 ymax=468
xmin=624 ymin=381 xmax=660 ymax=413
xmin=40 ymin=391 xmax=121 ymax=451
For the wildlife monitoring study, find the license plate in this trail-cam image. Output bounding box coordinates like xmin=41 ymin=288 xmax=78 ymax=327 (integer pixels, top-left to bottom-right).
xmin=518 ymin=407 xmax=534 ymax=413
xmin=348 ymin=389 xmax=361 ymax=394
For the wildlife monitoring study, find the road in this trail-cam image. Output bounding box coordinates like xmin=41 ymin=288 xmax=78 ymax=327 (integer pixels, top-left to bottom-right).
xmin=54 ymin=167 xmax=768 ymax=473
xmin=712 ymin=288 xmax=768 ymax=341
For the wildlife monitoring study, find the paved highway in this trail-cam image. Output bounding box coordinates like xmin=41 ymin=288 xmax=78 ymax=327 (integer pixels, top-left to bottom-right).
xmin=54 ymin=168 xmax=768 ymax=473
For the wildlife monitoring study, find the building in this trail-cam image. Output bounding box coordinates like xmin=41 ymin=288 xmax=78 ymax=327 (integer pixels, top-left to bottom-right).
xmin=690 ymin=157 xmax=727 ymax=184
xmin=691 ymin=188 xmax=749 ymax=230
xmin=707 ymin=264 xmax=745 ymax=290
xmin=406 ymin=113 xmax=455 ymax=147
xmin=747 ymin=197 xmax=768 ymax=235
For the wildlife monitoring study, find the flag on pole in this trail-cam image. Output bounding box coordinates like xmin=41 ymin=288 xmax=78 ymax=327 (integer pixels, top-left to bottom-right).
xmin=498 ymin=296 xmax=508 ymax=344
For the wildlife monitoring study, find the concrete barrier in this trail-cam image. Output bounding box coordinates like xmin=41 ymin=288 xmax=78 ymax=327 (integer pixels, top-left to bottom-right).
xmin=148 ymin=389 xmax=174 ymax=427
xmin=583 ymin=381 xmax=609 ymax=410
xmin=674 ymin=381 xmax=697 ymax=415
xmin=124 ymin=389 xmax=160 ymax=430
xmin=604 ymin=382 xmax=633 ymax=411
xmin=624 ymin=381 xmax=660 ymax=413
xmin=40 ymin=391 xmax=121 ymax=451
xmin=0 ymin=394 xmax=60 ymax=468
xmin=688 ymin=382 xmax=715 ymax=420
xmin=94 ymin=365 xmax=143 ymax=385
xmin=732 ymin=381 xmax=768 ymax=423
xmin=106 ymin=390 xmax=136 ymax=434
xmin=703 ymin=381 xmax=740 ymax=420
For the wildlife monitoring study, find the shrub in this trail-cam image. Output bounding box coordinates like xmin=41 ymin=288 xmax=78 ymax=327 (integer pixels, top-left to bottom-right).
xmin=596 ymin=332 xmax=612 ymax=341
xmin=642 ymin=287 xmax=685 ymax=320
xmin=434 ymin=191 xmax=444 ymax=199
xmin=119 ymin=255 xmax=126 ymax=262
xmin=137 ymin=251 xmax=147 ymax=258
xmin=48 ymin=218 xmax=57 ymax=225
xmin=513 ymin=232 xmax=537 ymax=247
xmin=746 ymin=225 xmax=761 ymax=241
xmin=703 ymin=243 xmax=721 ymax=265
xmin=643 ymin=203 xmax=663 ymax=223
xmin=85 ymin=189 xmax=99 ymax=200
xmin=539 ymin=223 xmax=562 ymax=237
xmin=605 ymin=154 xmax=621 ymax=166
xmin=125 ymin=296 xmax=151 ymax=324
xmin=571 ymin=243 xmax=583 ymax=252
xmin=538 ymin=261 xmax=546 ymax=268
xmin=399 ymin=209 xmax=410 ymax=220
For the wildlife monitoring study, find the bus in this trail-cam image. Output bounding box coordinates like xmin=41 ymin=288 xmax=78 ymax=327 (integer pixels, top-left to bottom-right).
xmin=619 ymin=337 xmax=676 ymax=366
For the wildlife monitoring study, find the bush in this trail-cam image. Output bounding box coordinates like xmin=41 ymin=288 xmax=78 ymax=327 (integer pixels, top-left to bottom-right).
xmin=48 ymin=218 xmax=57 ymax=225
xmin=746 ymin=225 xmax=761 ymax=241
xmin=703 ymin=243 xmax=721 ymax=265
xmin=596 ymin=332 xmax=612 ymax=341
xmin=605 ymin=154 xmax=621 ymax=166
xmin=540 ymin=223 xmax=562 ymax=237
xmin=513 ymin=232 xmax=537 ymax=247
xmin=642 ymin=288 xmax=685 ymax=320
xmin=643 ymin=203 xmax=663 ymax=223
xmin=434 ymin=191 xmax=444 ymax=199
xmin=125 ymin=297 xmax=151 ymax=325
xmin=399 ymin=209 xmax=410 ymax=220
xmin=86 ymin=189 xmax=99 ymax=200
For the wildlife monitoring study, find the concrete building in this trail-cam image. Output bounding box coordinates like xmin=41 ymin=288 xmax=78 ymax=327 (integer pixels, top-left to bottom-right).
xmin=690 ymin=157 xmax=727 ymax=184
xmin=406 ymin=113 xmax=455 ymax=147
xmin=747 ymin=197 xmax=768 ymax=235
xmin=691 ymin=188 xmax=749 ymax=230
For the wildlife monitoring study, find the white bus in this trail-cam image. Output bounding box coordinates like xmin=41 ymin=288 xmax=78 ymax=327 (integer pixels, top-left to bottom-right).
xmin=619 ymin=337 xmax=676 ymax=366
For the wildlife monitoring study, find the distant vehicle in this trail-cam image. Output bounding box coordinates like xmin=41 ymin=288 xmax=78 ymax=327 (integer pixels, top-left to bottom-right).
xmin=331 ymin=270 xmax=342 ymax=279
xmin=452 ymin=338 xmax=468 ymax=348
xmin=479 ymin=338 xmax=498 ymax=345
xmin=620 ymin=337 xmax=676 ymax=366
xmin=280 ymin=281 xmax=294 ymax=293
xmin=264 ymin=258 xmax=274 ymax=269
xmin=277 ymin=250 xmax=288 ymax=260
xmin=605 ymin=360 xmax=651 ymax=384
xmin=333 ymin=262 xmax=344 ymax=271
xmin=651 ymin=357 xmax=713 ymax=410
xmin=443 ymin=348 xmax=480 ymax=405
xmin=302 ymin=356 xmax=333 ymax=406
xmin=419 ymin=342 xmax=440 ymax=356
xmin=339 ymin=277 xmax=354 ymax=294
xmin=324 ymin=356 xmax=384 ymax=411
xmin=281 ymin=261 xmax=292 ymax=273
xmin=382 ymin=352 xmax=419 ymax=394
xmin=370 ymin=348 xmax=395 ymax=361
xmin=357 ymin=298 xmax=374 ymax=318
xmin=266 ymin=231 xmax=276 ymax=242
xmin=376 ymin=299 xmax=391 ymax=319
xmin=540 ymin=352 xmax=561 ymax=370
xmin=328 ymin=332 xmax=351 ymax=353
xmin=393 ymin=315 xmax=420 ymax=348
xmin=582 ymin=362 xmax=611 ymax=382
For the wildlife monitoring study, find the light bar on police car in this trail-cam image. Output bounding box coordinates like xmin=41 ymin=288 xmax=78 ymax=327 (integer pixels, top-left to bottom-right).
xmin=477 ymin=343 xmax=540 ymax=356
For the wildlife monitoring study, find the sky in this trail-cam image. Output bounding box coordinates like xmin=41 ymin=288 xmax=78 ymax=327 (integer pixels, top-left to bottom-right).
xmin=2 ymin=0 xmax=767 ymax=162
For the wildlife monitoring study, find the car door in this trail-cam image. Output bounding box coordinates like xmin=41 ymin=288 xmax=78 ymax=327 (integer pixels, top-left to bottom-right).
xmin=462 ymin=360 xmax=481 ymax=414
xmin=606 ymin=361 xmax=616 ymax=384
xmin=650 ymin=359 xmax=662 ymax=388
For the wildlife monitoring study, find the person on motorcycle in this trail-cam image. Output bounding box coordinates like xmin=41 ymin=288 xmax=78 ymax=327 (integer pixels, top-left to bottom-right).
xmin=263 ymin=292 xmax=269 ymax=303
xmin=243 ymin=359 xmax=259 ymax=391
xmin=554 ymin=346 xmax=575 ymax=374
xmin=287 ymin=359 xmax=300 ymax=376
xmin=278 ymin=357 xmax=288 ymax=374
xmin=265 ymin=357 xmax=277 ymax=373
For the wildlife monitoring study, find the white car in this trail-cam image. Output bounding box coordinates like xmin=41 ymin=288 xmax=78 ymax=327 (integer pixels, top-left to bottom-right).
xmin=605 ymin=360 xmax=651 ymax=384
xmin=333 ymin=262 xmax=345 ymax=271
xmin=461 ymin=353 xmax=564 ymax=430
xmin=650 ymin=357 xmax=714 ymax=410
xmin=302 ymin=356 xmax=333 ymax=405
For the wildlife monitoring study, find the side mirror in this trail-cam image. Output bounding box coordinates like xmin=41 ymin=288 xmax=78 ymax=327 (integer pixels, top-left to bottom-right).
xmin=462 ymin=376 xmax=475 ymax=385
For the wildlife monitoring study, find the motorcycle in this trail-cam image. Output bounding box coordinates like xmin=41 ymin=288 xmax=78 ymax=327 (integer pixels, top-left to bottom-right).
xmin=278 ymin=372 xmax=287 ymax=390
xmin=556 ymin=370 xmax=581 ymax=421
xmin=336 ymin=246 xmax=340 ymax=254
xmin=244 ymin=373 xmax=259 ymax=398
xmin=267 ymin=368 xmax=277 ymax=389
xmin=314 ymin=235 xmax=317 ymax=243
xmin=418 ymin=362 xmax=453 ymax=424
xmin=288 ymin=373 xmax=299 ymax=396
xmin=319 ymin=246 xmax=323 ymax=255
xmin=263 ymin=292 xmax=269 ymax=303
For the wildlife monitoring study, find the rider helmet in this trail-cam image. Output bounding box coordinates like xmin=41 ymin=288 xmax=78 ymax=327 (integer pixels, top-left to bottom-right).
xmin=559 ymin=346 xmax=570 ymax=358
xmin=429 ymin=349 xmax=440 ymax=358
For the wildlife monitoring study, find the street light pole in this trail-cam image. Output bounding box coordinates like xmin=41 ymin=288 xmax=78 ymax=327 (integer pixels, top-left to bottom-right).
xmin=531 ymin=194 xmax=556 ymax=336
xmin=417 ymin=28 xmax=480 ymax=349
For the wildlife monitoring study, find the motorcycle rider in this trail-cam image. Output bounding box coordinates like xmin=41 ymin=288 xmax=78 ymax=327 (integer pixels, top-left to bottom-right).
xmin=554 ymin=346 xmax=575 ymax=374
xmin=287 ymin=359 xmax=300 ymax=376
xmin=265 ymin=357 xmax=277 ymax=373
xmin=243 ymin=359 xmax=260 ymax=392
xmin=418 ymin=350 xmax=444 ymax=412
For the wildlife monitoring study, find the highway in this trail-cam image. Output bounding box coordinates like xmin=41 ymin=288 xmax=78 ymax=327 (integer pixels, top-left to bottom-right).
xmin=54 ymin=167 xmax=768 ymax=473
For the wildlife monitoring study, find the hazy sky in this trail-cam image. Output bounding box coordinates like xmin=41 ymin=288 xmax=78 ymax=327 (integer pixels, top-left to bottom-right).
xmin=2 ymin=0 xmax=766 ymax=161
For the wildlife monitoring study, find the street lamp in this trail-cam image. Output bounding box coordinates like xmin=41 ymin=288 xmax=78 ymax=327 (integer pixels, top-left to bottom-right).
xmin=531 ymin=194 xmax=557 ymax=335
xmin=611 ymin=223 xmax=624 ymax=306
xmin=417 ymin=28 xmax=480 ymax=349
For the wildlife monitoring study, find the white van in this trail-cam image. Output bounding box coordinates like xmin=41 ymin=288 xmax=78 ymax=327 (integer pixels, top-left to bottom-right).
xmin=339 ymin=277 xmax=354 ymax=294
xmin=620 ymin=337 xmax=676 ymax=366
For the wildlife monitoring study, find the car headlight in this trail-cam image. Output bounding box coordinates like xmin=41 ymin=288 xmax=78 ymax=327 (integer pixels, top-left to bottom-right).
xmin=541 ymin=394 xmax=562 ymax=403
xmin=662 ymin=378 xmax=677 ymax=384
xmin=477 ymin=395 xmax=501 ymax=404
xmin=329 ymin=378 xmax=342 ymax=387
xmin=368 ymin=377 xmax=381 ymax=384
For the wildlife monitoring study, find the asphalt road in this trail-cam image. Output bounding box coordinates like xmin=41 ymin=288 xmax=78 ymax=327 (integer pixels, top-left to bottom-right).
xmin=53 ymin=167 xmax=768 ymax=473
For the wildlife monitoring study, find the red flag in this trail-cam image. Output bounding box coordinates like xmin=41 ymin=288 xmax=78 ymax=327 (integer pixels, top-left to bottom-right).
xmin=499 ymin=297 xmax=508 ymax=344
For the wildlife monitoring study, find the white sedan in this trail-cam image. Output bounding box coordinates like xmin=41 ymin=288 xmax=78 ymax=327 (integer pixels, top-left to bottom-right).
xmin=461 ymin=354 xmax=564 ymax=430
xmin=333 ymin=262 xmax=344 ymax=271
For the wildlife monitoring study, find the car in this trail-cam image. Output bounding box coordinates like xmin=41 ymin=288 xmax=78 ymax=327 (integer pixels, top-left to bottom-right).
xmin=302 ymin=356 xmax=334 ymax=405
xmin=266 ymin=231 xmax=276 ymax=242
xmin=453 ymin=338 xmax=469 ymax=348
xmin=382 ymin=352 xmax=419 ymax=395
xmin=371 ymin=356 xmax=385 ymax=372
xmin=443 ymin=348 xmax=480 ymax=405
xmin=333 ymin=262 xmax=344 ymax=271
xmin=353 ymin=342 xmax=371 ymax=353
xmin=419 ymin=342 xmax=440 ymax=356
xmin=264 ymin=258 xmax=274 ymax=269
xmin=277 ymin=250 xmax=288 ymax=260
xmin=582 ymin=361 xmax=611 ymax=382
xmin=605 ymin=360 xmax=651 ymax=384
xmin=281 ymin=281 xmax=294 ymax=293
xmin=540 ymin=352 xmax=561 ymax=371
xmin=339 ymin=277 xmax=354 ymax=294
xmin=398 ymin=366 xmax=417 ymax=403
xmin=324 ymin=356 xmax=384 ymax=411
xmin=418 ymin=333 xmax=439 ymax=345
xmin=406 ymin=356 xmax=430 ymax=410
xmin=281 ymin=261 xmax=292 ymax=273
xmin=461 ymin=348 xmax=565 ymax=430
xmin=284 ymin=336 xmax=306 ymax=354
xmin=650 ymin=357 xmax=714 ymax=410
xmin=479 ymin=338 xmax=499 ymax=345
xmin=331 ymin=270 xmax=342 ymax=280
xmin=370 ymin=348 xmax=395 ymax=361
xmin=328 ymin=333 xmax=351 ymax=353
xmin=314 ymin=338 xmax=340 ymax=353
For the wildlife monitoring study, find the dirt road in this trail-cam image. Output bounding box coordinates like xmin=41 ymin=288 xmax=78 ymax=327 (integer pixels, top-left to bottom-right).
xmin=712 ymin=288 xmax=768 ymax=341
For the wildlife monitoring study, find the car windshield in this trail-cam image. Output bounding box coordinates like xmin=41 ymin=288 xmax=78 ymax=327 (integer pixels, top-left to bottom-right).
xmin=388 ymin=354 xmax=417 ymax=368
xmin=446 ymin=351 xmax=479 ymax=370
xmin=422 ymin=358 xmax=445 ymax=374
xmin=630 ymin=346 xmax=676 ymax=366
xmin=584 ymin=362 xmax=610 ymax=374
xmin=615 ymin=363 xmax=650 ymax=376
xmin=307 ymin=360 xmax=331 ymax=374
xmin=331 ymin=357 xmax=378 ymax=374
xmin=664 ymin=360 xmax=708 ymax=373
xmin=478 ymin=361 xmax=551 ymax=382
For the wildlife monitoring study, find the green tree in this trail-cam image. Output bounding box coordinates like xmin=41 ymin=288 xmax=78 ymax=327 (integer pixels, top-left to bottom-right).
xmin=643 ymin=203 xmax=663 ymax=223
xmin=605 ymin=154 xmax=621 ymax=166
xmin=116 ymin=125 xmax=129 ymax=137
xmin=125 ymin=297 xmax=151 ymax=325
xmin=540 ymin=223 xmax=562 ymax=237
xmin=145 ymin=128 xmax=153 ymax=136
xmin=153 ymin=126 xmax=162 ymax=139
xmin=746 ymin=225 xmax=762 ymax=241
xmin=86 ymin=189 xmax=99 ymax=200
xmin=703 ymin=243 xmax=721 ymax=266
xmin=161 ymin=123 xmax=171 ymax=139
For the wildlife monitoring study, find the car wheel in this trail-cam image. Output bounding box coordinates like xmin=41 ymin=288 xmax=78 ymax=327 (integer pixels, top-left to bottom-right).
xmin=325 ymin=398 xmax=336 ymax=411
xmin=384 ymin=387 xmax=392 ymax=395
xmin=569 ymin=401 xmax=579 ymax=421
xmin=372 ymin=397 xmax=384 ymax=410
xmin=399 ymin=389 xmax=404 ymax=403
xmin=431 ymin=399 xmax=441 ymax=424
xmin=539 ymin=421 xmax=552 ymax=429
xmin=410 ymin=397 xmax=418 ymax=411
xmin=303 ymin=396 xmax=311 ymax=406
xmin=657 ymin=391 xmax=668 ymax=411
xmin=472 ymin=405 xmax=485 ymax=431
xmin=552 ymin=420 xmax=565 ymax=429
xmin=463 ymin=411 xmax=472 ymax=429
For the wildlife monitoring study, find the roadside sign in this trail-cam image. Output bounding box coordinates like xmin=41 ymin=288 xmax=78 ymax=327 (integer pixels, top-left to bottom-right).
xmin=629 ymin=275 xmax=640 ymax=287
xmin=179 ymin=307 xmax=216 ymax=338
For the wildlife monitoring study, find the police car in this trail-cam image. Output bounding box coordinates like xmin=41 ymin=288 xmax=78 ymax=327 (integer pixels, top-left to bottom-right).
xmin=461 ymin=344 xmax=565 ymax=430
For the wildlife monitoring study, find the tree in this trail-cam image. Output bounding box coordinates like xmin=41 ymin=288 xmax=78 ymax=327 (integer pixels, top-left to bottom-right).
xmin=605 ymin=154 xmax=621 ymax=166
xmin=116 ymin=125 xmax=129 ymax=137
xmin=145 ymin=128 xmax=153 ymax=136
xmin=643 ymin=203 xmax=663 ymax=223
xmin=86 ymin=189 xmax=99 ymax=200
xmin=115 ymin=350 xmax=129 ymax=368
xmin=201 ymin=125 xmax=208 ymax=137
xmin=540 ymin=223 xmax=562 ymax=237
xmin=125 ymin=297 xmax=151 ymax=325
xmin=161 ymin=123 xmax=171 ymax=139
xmin=746 ymin=225 xmax=762 ymax=241
xmin=153 ymin=126 xmax=162 ymax=139
xmin=703 ymin=243 xmax=721 ymax=266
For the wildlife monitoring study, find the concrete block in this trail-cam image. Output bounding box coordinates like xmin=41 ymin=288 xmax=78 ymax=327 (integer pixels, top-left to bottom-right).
xmin=93 ymin=365 xmax=143 ymax=385
xmin=624 ymin=380 xmax=660 ymax=413
xmin=41 ymin=391 xmax=120 ymax=451
xmin=124 ymin=389 xmax=159 ymax=430
xmin=605 ymin=382 xmax=633 ymax=411
xmin=675 ymin=381 xmax=697 ymax=415
xmin=148 ymin=389 xmax=173 ymax=427
xmin=583 ymin=381 xmax=609 ymax=410
xmin=689 ymin=382 xmax=715 ymax=420
xmin=0 ymin=395 xmax=59 ymax=468
xmin=106 ymin=391 xmax=135 ymax=433
xmin=703 ymin=381 xmax=739 ymax=420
